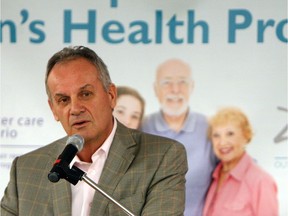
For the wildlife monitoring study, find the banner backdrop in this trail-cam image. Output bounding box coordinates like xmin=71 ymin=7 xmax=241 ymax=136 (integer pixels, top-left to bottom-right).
xmin=1 ymin=0 xmax=287 ymax=215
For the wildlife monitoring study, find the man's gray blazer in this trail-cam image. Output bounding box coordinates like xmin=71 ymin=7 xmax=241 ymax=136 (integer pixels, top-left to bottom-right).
xmin=1 ymin=122 xmax=188 ymax=215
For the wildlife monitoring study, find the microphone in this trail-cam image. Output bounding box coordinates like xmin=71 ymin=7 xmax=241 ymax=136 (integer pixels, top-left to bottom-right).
xmin=47 ymin=135 xmax=136 ymax=215
xmin=48 ymin=134 xmax=84 ymax=183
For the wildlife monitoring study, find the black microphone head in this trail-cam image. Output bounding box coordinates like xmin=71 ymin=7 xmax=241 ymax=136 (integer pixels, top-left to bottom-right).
xmin=48 ymin=172 xmax=60 ymax=183
xmin=48 ymin=134 xmax=85 ymax=183
xmin=66 ymin=134 xmax=84 ymax=152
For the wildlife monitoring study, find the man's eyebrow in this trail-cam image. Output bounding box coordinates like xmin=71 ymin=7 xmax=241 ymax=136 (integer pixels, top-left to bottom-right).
xmin=54 ymin=93 xmax=67 ymax=98
xmin=80 ymin=84 xmax=94 ymax=90
xmin=53 ymin=84 xmax=94 ymax=98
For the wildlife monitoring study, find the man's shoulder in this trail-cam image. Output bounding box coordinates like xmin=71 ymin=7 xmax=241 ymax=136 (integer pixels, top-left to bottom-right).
xmin=131 ymin=128 xmax=186 ymax=151
xmin=189 ymin=111 xmax=208 ymax=121
xmin=7 ymin=137 xmax=67 ymax=180
xmin=136 ymin=129 xmax=177 ymax=142
xmin=142 ymin=111 xmax=160 ymax=123
xmin=141 ymin=111 xmax=162 ymax=132
xmin=143 ymin=110 xmax=208 ymax=122
xmin=114 ymin=125 xmax=187 ymax=167
xmin=18 ymin=137 xmax=66 ymax=161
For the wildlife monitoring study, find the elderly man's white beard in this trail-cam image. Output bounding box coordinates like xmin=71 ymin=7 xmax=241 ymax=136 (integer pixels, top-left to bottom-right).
xmin=160 ymin=95 xmax=189 ymax=117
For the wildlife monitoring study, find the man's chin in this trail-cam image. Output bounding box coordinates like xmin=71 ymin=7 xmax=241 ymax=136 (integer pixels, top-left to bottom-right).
xmin=161 ymin=102 xmax=189 ymax=116
xmin=162 ymin=108 xmax=187 ymax=117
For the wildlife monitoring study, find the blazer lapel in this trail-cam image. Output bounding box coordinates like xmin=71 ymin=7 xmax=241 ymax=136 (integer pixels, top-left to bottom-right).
xmin=90 ymin=123 xmax=137 ymax=215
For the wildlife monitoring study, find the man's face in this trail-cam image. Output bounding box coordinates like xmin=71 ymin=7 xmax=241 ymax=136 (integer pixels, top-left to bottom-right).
xmin=154 ymin=60 xmax=193 ymax=116
xmin=47 ymin=58 xmax=116 ymax=145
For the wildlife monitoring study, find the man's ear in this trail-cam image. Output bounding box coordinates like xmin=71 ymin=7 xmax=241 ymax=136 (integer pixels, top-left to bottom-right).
xmin=190 ymin=80 xmax=195 ymax=93
xmin=48 ymin=99 xmax=59 ymax=121
xmin=108 ymin=84 xmax=117 ymax=109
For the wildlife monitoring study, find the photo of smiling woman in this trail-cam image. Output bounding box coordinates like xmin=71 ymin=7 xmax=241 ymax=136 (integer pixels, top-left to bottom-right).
xmin=113 ymin=86 xmax=145 ymax=130
xmin=203 ymin=107 xmax=278 ymax=216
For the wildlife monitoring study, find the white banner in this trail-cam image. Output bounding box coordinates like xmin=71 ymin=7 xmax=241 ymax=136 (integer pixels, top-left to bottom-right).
xmin=1 ymin=0 xmax=287 ymax=215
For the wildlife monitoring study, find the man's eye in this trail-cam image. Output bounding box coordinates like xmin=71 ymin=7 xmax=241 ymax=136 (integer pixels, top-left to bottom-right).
xmin=160 ymin=80 xmax=172 ymax=87
xmin=81 ymin=91 xmax=93 ymax=98
xmin=178 ymin=79 xmax=189 ymax=85
xmin=57 ymin=97 xmax=69 ymax=104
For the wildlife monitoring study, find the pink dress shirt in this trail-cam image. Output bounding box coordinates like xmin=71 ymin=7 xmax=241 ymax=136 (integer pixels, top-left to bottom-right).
xmin=203 ymin=153 xmax=278 ymax=216
xmin=70 ymin=120 xmax=117 ymax=216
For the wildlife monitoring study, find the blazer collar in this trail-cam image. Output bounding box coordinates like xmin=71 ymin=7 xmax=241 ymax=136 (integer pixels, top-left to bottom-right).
xmin=49 ymin=123 xmax=138 ymax=215
xmin=90 ymin=122 xmax=138 ymax=215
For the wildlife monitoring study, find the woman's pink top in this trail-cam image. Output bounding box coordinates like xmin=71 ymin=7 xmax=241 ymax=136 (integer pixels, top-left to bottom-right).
xmin=203 ymin=153 xmax=278 ymax=216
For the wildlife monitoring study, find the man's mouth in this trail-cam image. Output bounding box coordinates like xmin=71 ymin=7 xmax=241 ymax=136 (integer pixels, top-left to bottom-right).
xmin=72 ymin=120 xmax=89 ymax=128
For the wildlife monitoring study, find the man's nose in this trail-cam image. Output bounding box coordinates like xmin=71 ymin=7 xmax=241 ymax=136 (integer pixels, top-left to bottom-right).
xmin=171 ymin=82 xmax=181 ymax=93
xmin=70 ymin=99 xmax=85 ymax=115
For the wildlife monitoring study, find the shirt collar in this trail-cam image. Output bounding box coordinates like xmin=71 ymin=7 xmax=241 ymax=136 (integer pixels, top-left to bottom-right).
xmin=97 ymin=117 xmax=117 ymax=158
xmin=230 ymin=152 xmax=251 ymax=181
xmin=212 ymin=152 xmax=251 ymax=181
xmin=71 ymin=117 xmax=117 ymax=165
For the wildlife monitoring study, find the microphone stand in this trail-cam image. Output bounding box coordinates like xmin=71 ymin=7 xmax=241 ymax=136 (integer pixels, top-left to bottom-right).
xmin=48 ymin=163 xmax=136 ymax=216
xmin=81 ymin=173 xmax=135 ymax=216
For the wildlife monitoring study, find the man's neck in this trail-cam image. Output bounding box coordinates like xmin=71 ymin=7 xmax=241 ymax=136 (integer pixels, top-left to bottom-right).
xmin=162 ymin=110 xmax=188 ymax=132
xmin=77 ymin=118 xmax=116 ymax=163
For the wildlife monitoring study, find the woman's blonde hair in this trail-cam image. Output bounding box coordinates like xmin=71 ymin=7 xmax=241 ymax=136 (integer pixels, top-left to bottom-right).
xmin=208 ymin=107 xmax=253 ymax=143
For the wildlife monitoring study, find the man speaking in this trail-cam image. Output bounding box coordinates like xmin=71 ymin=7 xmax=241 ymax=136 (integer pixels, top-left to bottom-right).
xmin=1 ymin=46 xmax=187 ymax=215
